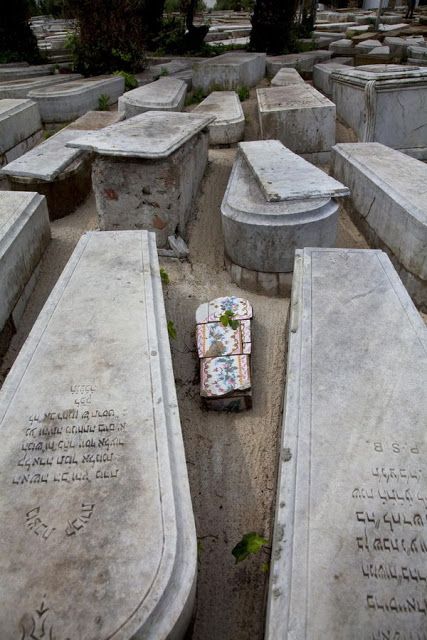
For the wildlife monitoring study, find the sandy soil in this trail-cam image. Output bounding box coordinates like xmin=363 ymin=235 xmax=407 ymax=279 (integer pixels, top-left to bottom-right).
xmin=0 ymin=89 xmax=417 ymax=639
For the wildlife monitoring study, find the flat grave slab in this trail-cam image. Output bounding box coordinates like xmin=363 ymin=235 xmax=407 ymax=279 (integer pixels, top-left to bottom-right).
xmin=329 ymin=38 xmax=356 ymax=55
xmin=0 ymin=191 xmax=50 ymax=355
xmin=118 ymin=77 xmax=187 ymax=118
xmin=271 ymin=68 xmax=305 ymax=87
xmin=266 ymin=51 xmax=332 ymax=77
xmin=266 ymin=247 xmax=427 ymax=639
xmin=192 ymin=52 xmax=266 ymax=92
xmin=68 ymin=112 xmax=214 ymax=245
xmin=193 ymin=91 xmax=245 ymax=145
xmin=28 ymin=76 xmax=125 ymax=123
xmin=221 ymin=140 xmax=348 ymax=295
xmin=0 ymin=99 xmax=43 ymax=166
xmin=0 ymin=230 xmax=196 ymax=638
xmin=313 ymin=61 xmax=355 ymax=96
xmin=151 ymin=59 xmax=192 ymax=79
xmin=257 ymin=84 xmax=335 ymax=163
xmin=331 ymin=142 xmax=427 ymax=310
xmin=0 ymin=64 xmax=55 ymax=82
xmin=331 ymin=64 xmax=427 ymax=158
xmin=0 ymin=74 xmax=82 ymax=99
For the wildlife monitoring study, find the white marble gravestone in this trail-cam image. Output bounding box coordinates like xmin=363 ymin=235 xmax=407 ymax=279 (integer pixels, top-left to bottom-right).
xmin=118 ymin=77 xmax=187 ymax=118
xmin=331 ymin=142 xmax=427 ymax=311
xmin=0 ymin=230 xmax=197 ymax=639
xmin=0 ymin=74 xmax=82 ymax=99
xmin=221 ymin=140 xmax=349 ymax=295
xmin=266 ymin=51 xmax=332 ymax=77
xmin=0 ymin=64 xmax=55 ymax=82
xmin=67 ymin=111 xmax=214 ymax=246
xmin=192 ymin=52 xmax=266 ymax=92
xmin=271 ymin=68 xmax=305 ymax=87
xmin=257 ymin=85 xmax=336 ymax=163
xmin=331 ymin=65 xmax=427 ymax=159
xmin=266 ymin=247 xmax=427 ymax=640
xmin=0 ymin=99 xmax=43 ymax=166
xmin=313 ymin=61 xmax=354 ymax=96
xmin=192 ymin=91 xmax=245 ymax=145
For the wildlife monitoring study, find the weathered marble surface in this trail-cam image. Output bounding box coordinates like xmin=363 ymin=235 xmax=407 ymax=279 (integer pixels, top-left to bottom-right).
xmin=0 ymin=74 xmax=82 ymax=99
xmin=0 ymin=99 xmax=42 ymax=165
xmin=0 ymin=64 xmax=55 ymax=82
xmin=331 ymin=142 xmax=427 ymax=310
xmin=313 ymin=61 xmax=354 ymax=96
xmin=0 ymin=191 xmax=50 ymax=342
xmin=257 ymin=85 xmax=335 ymax=162
xmin=28 ymin=76 xmax=125 ymax=123
xmin=329 ymin=38 xmax=356 ymax=55
xmin=266 ymin=247 xmax=427 ymax=639
xmin=331 ymin=65 xmax=427 ymax=159
xmin=266 ymin=51 xmax=332 ymax=76
xmin=118 ymin=77 xmax=187 ymax=118
xmin=192 ymin=52 xmax=266 ymax=92
xmin=151 ymin=60 xmax=191 ymax=79
xmin=193 ymin=91 xmax=245 ymax=144
xmin=0 ymin=230 xmax=197 ymax=639
xmin=271 ymin=68 xmax=305 ymax=87
xmin=355 ymin=38 xmax=382 ymax=53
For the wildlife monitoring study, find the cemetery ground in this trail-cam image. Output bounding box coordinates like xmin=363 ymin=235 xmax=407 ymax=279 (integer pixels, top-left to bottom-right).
xmin=0 ymin=87 xmax=376 ymax=639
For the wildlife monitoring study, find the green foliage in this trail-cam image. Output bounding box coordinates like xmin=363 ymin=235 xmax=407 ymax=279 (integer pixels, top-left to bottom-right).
xmin=261 ymin=562 xmax=270 ymax=574
xmin=219 ymin=310 xmax=239 ymax=331
xmin=0 ymin=0 xmax=43 ymax=64
xmin=167 ymin=321 xmax=177 ymax=340
xmin=237 ymin=84 xmax=249 ymax=101
xmin=185 ymin=87 xmax=206 ymax=105
xmin=249 ymin=0 xmax=299 ymax=55
xmin=214 ymin=0 xmax=254 ymax=9
xmin=160 ymin=268 xmax=170 ymax=285
xmin=232 ymin=532 xmax=268 ymax=564
xmin=113 ymin=70 xmax=138 ymax=91
xmin=159 ymin=67 xmax=170 ymax=77
xmin=97 ymin=94 xmax=110 ymax=111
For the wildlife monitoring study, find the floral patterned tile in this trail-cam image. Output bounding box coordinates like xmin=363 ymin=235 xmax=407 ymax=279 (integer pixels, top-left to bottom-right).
xmin=196 ymin=296 xmax=253 ymax=323
xmin=200 ymin=355 xmax=251 ymax=398
xmin=197 ymin=322 xmax=242 ymax=358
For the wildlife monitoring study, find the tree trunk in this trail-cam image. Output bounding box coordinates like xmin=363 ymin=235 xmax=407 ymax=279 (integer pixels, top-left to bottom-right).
xmin=249 ymin=0 xmax=299 ymax=54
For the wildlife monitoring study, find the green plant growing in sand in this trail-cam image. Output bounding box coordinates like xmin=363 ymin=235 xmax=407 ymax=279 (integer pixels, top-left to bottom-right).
xmin=232 ymin=532 xmax=268 ymax=564
xmin=97 ymin=94 xmax=110 ymax=111
xmin=167 ymin=320 xmax=177 ymax=340
xmin=237 ymin=84 xmax=250 ymax=101
xmin=160 ymin=268 xmax=170 ymax=285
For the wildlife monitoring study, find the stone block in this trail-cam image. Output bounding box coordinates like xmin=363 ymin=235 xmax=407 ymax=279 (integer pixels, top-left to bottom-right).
xmin=266 ymin=51 xmax=332 ymax=77
xmin=0 ymin=191 xmax=50 ymax=353
xmin=0 ymin=64 xmax=55 ymax=82
xmin=266 ymin=246 xmax=427 ymax=639
xmin=355 ymin=38 xmax=382 ymax=53
xmin=257 ymin=84 xmax=336 ymax=161
xmin=0 ymin=230 xmax=196 ymax=638
xmin=151 ymin=60 xmax=192 ymax=79
xmin=221 ymin=140 xmax=348 ymax=276
xmin=331 ymin=65 xmax=427 ymax=159
xmin=408 ymin=45 xmax=427 ymax=61
xmin=193 ymin=91 xmax=245 ymax=145
xmin=329 ymin=38 xmax=356 ymax=55
xmin=118 ymin=78 xmax=187 ymax=118
xmin=0 ymin=74 xmax=82 ymax=99
xmin=192 ymin=52 xmax=266 ymax=92
xmin=313 ymin=61 xmax=355 ymax=96
xmin=68 ymin=111 xmax=214 ymax=246
xmin=331 ymin=142 xmax=427 ymax=310
xmin=271 ymin=68 xmax=305 ymax=87
xmin=28 ymin=76 xmax=125 ymax=123
xmin=0 ymin=99 xmax=43 ymax=166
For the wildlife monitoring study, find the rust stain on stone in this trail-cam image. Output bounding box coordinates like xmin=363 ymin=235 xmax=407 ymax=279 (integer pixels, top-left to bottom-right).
xmin=153 ymin=215 xmax=167 ymax=230
xmin=104 ymin=188 xmax=118 ymax=200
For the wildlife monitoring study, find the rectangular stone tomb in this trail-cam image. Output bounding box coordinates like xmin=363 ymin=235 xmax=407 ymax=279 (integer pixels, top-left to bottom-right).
xmin=0 ymin=230 xmax=196 ymax=638
xmin=151 ymin=60 xmax=192 ymax=80
xmin=257 ymin=85 xmax=336 ymax=163
xmin=330 ymin=65 xmax=427 ymax=159
xmin=192 ymin=91 xmax=245 ymax=145
xmin=271 ymin=68 xmax=305 ymax=87
xmin=0 ymin=74 xmax=82 ymax=99
xmin=192 ymin=52 xmax=266 ymax=92
xmin=331 ymin=142 xmax=427 ymax=311
xmin=1 ymin=111 xmax=124 ymax=220
xmin=266 ymin=51 xmax=332 ymax=77
xmin=0 ymin=191 xmax=50 ymax=356
xmin=118 ymin=77 xmax=187 ymax=118
xmin=0 ymin=64 xmax=55 ymax=82
xmin=28 ymin=76 xmax=125 ymax=123
xmin=266 ymin=247 xmax=427 ymax=640
xmin=221 ymin=140 xmax=348 ymax=295
xmin=313 ymin=61 xmax=354 ymax=97
xmin=0 ymin=99 xmax=43 ymax=166
xmin=196 ymin=296 xmax=253 ymax=411
xmin=67 ymin=111 xmax=214 ymax=246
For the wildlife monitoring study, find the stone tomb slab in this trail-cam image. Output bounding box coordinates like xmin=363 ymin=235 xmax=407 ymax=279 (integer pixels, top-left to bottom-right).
xmin=221 ymin=140 xmax=348 ymax=295
xmin=271 ymin=68 xmax=305 ymax=87
xmin=0 ymin=230 xmax=196 ymax=639
xmin=68 ymin=111 xmax=214 ymax=245
xmin=0 ymin=64 xmax=55 ymax=82
xmin=266 ymin=51 xmax=332 ymax=77
xmin=0 ymin=74 xmax=82 ymax=99
xmin=266 ymin=247 xmax=427 ymax=639
xmin=0 ymin=99 xmax=43 ymax=166
xmin=257 ymin=85 xmax=336 ymax=163
xmin=331 ymin=142 xmax=427 ymax=311
xmin=0 ymin=191 xmax=50 ymax=356
xmin=330 ymin=65 xmax=427 ymax=159
xmin=28 ymin=75 xmax=125 ymax=123
xmin=313 ymin=61 xmax=355 ymax=96
xmin=118 ymin=77 xmax=187 ymax=118
xmin=192 ymin=52 xmax=266 ymax=93
xmin=192 ymin=91 xmax=245 ymax=145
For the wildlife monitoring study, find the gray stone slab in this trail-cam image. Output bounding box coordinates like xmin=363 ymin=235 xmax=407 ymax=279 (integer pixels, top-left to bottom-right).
xmin=0 ymin=64 xmax=55 ymax=82
xmin=0 ymin=99 xmax=42 ymax=161
xmin=271 ymin=68 xmax=305 ymax=87
xmin=118 ymin=77 xmax=187 ymax=118
xmin=355 ymin=38 xmax=382 ymax=53
xmin=266 ymin=51 xmax=332 ymax=77
xmin=28 ymin=76 xmax=125 ymax=123
xmin=0 ymin=191 xmax=50 ymax=333
xmin=266 ymin=246 xmax=427 ymax=639
xmin=331 ymin=142 xmax=427 ymax=310
xmin=151 ymin=59 xmax=191 ymax=79
xmin=192 ymin=91 xmax=245 ymax=145
xmin=313 ymin=61 xmax=355 ymax=96
xmin=0 ymin=74 xmax=82 ymax=99
xmin=192 ymin=52 xmax=266 ymax=92
xmin=0 ymin=230 xmax=196 ymax=639
xmin=239 ymin=140 xmax=349 ymax=202
xmin=68 ymin=110 xmax=215 ymax=159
